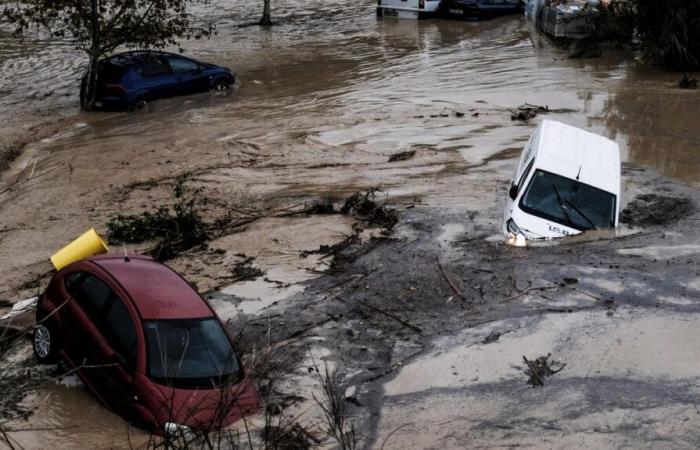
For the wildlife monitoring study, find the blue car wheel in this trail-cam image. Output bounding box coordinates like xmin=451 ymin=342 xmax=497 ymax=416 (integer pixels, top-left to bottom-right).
xmin=211 ymin=79 xmax=231 ymax=92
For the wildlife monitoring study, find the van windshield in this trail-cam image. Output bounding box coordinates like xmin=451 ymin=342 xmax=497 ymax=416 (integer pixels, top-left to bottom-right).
xmin=144 ymin=318 xmax=241 ymax=388
xmin=519 ymin=170 xmax=616 ymax=231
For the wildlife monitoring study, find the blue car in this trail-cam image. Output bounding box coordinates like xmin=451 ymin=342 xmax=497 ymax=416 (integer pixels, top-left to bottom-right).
xmin=80 ymin=51 xmax=236 ymax=110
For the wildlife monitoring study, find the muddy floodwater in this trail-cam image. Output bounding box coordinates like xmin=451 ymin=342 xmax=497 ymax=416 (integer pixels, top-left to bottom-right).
xmin=1 ymin=0 xmax=699 ymax=449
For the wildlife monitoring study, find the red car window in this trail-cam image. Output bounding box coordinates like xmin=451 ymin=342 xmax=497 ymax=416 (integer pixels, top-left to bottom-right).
xmin=103 ymin=295 xmax=139 ymax=370
xmin=65 ymin=272 xmax=139 ymax=369
xmin=67 ymin=273 xmax=112 ymax=324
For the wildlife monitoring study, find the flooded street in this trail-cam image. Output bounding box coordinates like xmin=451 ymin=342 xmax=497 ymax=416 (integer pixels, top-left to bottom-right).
xmin=1 ymin=1 xmax=699 ymax=448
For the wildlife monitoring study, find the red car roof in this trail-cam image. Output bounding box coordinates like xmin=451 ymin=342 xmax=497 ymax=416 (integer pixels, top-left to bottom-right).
xmin=88 ymin=255 xmax=213 ymax=320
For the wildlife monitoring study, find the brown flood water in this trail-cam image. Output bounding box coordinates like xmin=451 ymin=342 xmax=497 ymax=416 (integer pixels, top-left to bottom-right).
xmin=0 ymin=0 xmax=699 ymax=447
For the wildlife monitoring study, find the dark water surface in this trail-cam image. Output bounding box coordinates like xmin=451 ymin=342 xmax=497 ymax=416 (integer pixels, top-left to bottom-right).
xmin=1 ymin=0 xmax=698 ymax=182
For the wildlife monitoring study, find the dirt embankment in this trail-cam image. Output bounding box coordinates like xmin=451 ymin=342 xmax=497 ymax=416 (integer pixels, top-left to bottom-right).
xmin=216 ymin=165 xmax=700 ymax=449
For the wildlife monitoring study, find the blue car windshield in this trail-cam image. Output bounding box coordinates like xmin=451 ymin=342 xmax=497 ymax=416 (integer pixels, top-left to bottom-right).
xmin=145 ymin=318 xmax=241 ymax=387
xmin=519 ymin=170 xmax=616 ymax=231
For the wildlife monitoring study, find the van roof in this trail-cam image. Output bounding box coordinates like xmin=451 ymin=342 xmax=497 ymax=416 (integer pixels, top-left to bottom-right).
xmin=534 ymin=120 xmax=620 ymax=195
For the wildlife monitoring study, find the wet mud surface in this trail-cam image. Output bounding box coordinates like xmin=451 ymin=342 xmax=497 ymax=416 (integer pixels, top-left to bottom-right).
xmin=1 ymin=1 xmax=700 ymax=448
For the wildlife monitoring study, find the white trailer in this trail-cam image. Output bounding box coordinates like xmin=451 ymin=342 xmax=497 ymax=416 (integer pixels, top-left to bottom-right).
xmin=377 ymin=0 xmax=442 ymax=20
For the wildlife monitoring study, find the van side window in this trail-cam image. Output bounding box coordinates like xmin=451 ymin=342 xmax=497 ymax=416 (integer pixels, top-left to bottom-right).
xmin=68 ymin=274 xmax=112 ymax=324
xmin=517 ymin=159 xmax=535 ymax=191
xmin=103 ymin=295 xmax=138 ymax=370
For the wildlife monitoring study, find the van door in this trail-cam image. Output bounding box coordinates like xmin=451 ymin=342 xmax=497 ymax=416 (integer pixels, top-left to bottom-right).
xmin=504 ymin=134 xmax=537 ymax=226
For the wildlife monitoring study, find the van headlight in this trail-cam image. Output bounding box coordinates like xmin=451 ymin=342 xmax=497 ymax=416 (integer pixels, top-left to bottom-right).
xmin=506 ymin=220 xmax=527 ymax=247
xmin=164 ymin=422 xmax=195 ymax=442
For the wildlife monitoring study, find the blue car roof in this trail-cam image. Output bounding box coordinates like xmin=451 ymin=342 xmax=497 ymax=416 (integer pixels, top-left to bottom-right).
xmin=107 ymin=51 xmax=190 ymax=67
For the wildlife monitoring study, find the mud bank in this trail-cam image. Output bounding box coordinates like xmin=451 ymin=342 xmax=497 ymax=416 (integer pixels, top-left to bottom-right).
xmin=209 ymin=166 xmax=700 ymax=449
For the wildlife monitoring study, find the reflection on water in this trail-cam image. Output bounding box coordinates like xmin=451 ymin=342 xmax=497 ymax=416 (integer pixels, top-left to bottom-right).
xmin=603 ymin=70 xmax=700 ymax=183
xmin=2 ymin=1 xmax=696 ymax=182
xmin=7 ymin=382 xmax=150 ymax=449
xmin=0 ymin=0 xmax=700 ymax=186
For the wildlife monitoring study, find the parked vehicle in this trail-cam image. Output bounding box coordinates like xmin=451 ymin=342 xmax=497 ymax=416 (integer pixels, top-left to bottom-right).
xmin=377 ymin=0 xmax=442 ymax=19
xmin=503 ymin=119 xmax=620 ymax=243
xmin=525 ymin=0 xmax=599 ymax=39
xmin=439 ymin=0 xmax=524 ymax=20
xmin=80 ymin=51 xmax=236 ymax=110
xmin=32 ymin=253 xmax=259 ymax=435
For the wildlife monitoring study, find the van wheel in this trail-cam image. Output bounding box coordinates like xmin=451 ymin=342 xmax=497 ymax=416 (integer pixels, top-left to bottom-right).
xmin=211 ymin=80 xmax=230 ymax=92
xmin=33 ymin=323 xmax=59 ymax=364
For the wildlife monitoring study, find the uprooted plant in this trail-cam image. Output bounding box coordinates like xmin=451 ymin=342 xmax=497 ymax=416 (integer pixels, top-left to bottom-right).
xmin=312 ymin=362 xmax=357 ymax=450
xmin=299 ymin=189 xmax=398 ymax=274
xmin=225 ymin=317 xmax=319 ymax=450
xmin=107 ymin=181 xmax=398 ymax=265
xmin=522 ymin=354 xmax=566 ymax=388
xmin=340 ymin=189 xmax=398 ymax=230
xmin=107 ymin=177 xmax=209 ymax=261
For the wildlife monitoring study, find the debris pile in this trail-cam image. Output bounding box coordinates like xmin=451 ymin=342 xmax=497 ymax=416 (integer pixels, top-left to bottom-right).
xmin=679 ymin=75 xmax=698 ymax=89
xmin=620 ymin=194 xmax=694 ymax=227
xmin=340 ymin=189 xmax=398 ymax=229
xmin=522 ymin=354 xmax=566 ymax=387
xmin=388 ymin=150 xmax=416 ymax=163
xmin=511 ymin=104 xmax=551 ymax=122
xmin=231 ymin=256 xmax=264 ymax=282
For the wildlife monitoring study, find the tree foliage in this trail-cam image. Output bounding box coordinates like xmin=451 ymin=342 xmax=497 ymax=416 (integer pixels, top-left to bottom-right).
xmin=2 ymin=0 xmax=212 ymax=107
xmin=580 ymin=0 xmax=700 ymax=70
xmin=633 ymin=0 xmax=700 ymax=70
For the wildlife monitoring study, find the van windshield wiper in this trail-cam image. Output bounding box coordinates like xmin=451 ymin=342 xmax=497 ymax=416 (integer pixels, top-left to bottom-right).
xmin=564 ymin=199 xmax=596 ymax=229
xmin=551 ymin=184 xmax=576 ymax=229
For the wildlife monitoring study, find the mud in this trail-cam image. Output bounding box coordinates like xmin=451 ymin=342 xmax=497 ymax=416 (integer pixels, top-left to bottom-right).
xmin=621 ymin=193 xmax=695 ymax=227
xmin=0 ymin=1 xmax=700 ymax=448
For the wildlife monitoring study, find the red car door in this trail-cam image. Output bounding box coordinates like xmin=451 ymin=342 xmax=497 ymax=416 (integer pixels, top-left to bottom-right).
xmin=94 ymin=288 xmax=141 ymax=418
xmin=60 ymin=272 xmax=114 ymax=401
xmin=60 ymin=272 xmax=138 ymax=414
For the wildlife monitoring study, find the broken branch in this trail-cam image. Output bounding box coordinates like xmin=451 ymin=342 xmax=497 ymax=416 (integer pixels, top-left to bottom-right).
xmin=436 ymin=257 xmax=461 ymax=297
xmin=357 ymin=301 xmax=422 ymax=334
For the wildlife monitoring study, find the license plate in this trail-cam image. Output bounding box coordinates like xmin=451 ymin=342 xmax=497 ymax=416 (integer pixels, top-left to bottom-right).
xmin=449 ymin=8 xmax=463 ymax=14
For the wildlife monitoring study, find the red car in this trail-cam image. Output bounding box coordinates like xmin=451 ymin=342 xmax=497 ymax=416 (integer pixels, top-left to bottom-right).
xmin=32 ymin=253 xmax=259 ymax=436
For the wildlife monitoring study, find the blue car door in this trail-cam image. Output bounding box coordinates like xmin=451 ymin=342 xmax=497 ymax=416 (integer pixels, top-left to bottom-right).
xmin=164 ymin=56 xmax=210 ymax=94
xmin=135 ymin=57 xmax=178 ymax=99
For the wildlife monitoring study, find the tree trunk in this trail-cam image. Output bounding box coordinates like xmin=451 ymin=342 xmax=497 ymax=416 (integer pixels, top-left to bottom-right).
xmin=259 ymin=0 xmax=272 ymax=26
xmin=83 ymin=0 xmax=101 ymax=110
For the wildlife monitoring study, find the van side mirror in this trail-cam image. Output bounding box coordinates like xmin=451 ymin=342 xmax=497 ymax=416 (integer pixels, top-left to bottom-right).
xmin=509 ymin=184 xmax=518 ymax=200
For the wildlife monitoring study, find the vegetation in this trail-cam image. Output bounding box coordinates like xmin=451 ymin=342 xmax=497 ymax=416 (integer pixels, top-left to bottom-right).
xmin=2 ymin=0 xmax=212 ymax=109
xmin=575 ymin=0 xmax=700 ymax=70
xmin=107 ymin=177 xmax=209 ymax=261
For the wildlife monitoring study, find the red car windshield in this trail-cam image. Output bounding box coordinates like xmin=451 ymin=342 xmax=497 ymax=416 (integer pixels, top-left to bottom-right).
xmin=144 ymin=318 xmax=241 ymax=387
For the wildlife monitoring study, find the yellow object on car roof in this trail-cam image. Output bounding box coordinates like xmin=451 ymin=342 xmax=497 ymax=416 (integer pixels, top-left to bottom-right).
xmin=50 ymin=228 xmax=109 ymax=270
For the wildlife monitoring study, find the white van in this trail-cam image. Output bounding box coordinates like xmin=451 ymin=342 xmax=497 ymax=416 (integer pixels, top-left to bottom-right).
xmin=377 ymin=0 xmax=442 ymax=19
xmin=503 ymin=120 xmax=620 ymax=244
